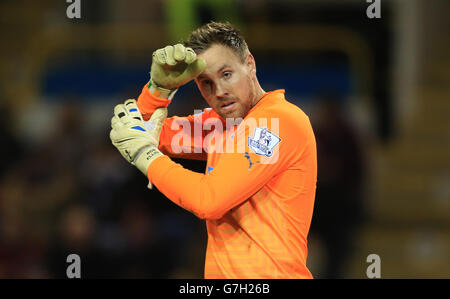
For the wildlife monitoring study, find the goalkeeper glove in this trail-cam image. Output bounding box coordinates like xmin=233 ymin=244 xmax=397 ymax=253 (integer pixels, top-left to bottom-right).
xmin=110 ymin=99 xmax=167 ymax=186
xmin=149 ymin=43 xmax=206 ymax=99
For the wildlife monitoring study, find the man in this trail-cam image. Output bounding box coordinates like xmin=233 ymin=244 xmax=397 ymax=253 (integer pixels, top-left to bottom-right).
xmin=110 ymin=22 xmax=317 ymax=278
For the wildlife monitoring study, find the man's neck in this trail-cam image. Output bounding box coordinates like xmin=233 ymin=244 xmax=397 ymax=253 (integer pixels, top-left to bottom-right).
xmin=252 ymin=85 xmax=266 ymax=107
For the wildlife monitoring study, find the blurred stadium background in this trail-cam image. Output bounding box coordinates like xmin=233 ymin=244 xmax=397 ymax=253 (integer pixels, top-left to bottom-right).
xmin=0 ymin=0 xmax=449 ymax=278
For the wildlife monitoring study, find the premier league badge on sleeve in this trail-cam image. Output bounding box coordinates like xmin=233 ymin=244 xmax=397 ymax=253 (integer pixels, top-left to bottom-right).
xmin=248 ymin=127 xmax=281 ymax=157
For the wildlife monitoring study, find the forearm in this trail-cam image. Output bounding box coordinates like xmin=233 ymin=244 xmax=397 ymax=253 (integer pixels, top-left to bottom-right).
xmin=137 ymin=83 xmax=172 ymax=121
xmin=147 ymin=155 xmax=224 ymax=220
xmin=146 ymin=149 xmax=278 ymax=220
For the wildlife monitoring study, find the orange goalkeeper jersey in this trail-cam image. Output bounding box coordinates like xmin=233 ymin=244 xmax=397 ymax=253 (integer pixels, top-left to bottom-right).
xmin=137 ymin=85 xmax=317 ymax=278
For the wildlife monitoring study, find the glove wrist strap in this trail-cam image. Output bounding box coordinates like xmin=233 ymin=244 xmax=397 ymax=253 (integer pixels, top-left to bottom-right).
xmin=148 ymin=79 xmax=178 ymax=100
xmin=133 ymin=145 xmax=163 ymax=176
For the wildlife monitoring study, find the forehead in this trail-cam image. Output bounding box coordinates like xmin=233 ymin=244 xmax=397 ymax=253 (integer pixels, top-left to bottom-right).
xmin=197 ymin=44 xmax=242 ymax=73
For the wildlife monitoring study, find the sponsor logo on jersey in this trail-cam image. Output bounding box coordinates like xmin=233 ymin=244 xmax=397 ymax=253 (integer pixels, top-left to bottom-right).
xmin=247 ymin=127 xmax=281 ymax=157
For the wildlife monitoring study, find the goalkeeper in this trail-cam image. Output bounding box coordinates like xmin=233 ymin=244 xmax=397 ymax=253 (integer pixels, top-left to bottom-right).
xmin=110 ymin=22 xmax=317 ymax=278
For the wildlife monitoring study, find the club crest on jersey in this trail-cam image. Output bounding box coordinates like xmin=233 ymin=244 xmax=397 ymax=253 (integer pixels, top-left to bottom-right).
xmin=247 ymin=127 xmax=281 ymax=157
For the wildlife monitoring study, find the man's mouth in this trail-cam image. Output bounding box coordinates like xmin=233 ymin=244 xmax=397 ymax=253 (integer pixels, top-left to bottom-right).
xmin=220 ymin=101 xmax=236 ymax=112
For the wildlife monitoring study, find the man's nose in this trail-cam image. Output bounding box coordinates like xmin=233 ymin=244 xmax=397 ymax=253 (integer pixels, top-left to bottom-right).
xmin=215 ymin=83 xmax=227 ymax=98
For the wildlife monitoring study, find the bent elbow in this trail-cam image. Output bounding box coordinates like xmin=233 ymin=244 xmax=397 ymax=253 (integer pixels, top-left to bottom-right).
xmin=198 ymin=205 xmax=228 ymax=221
xmin=194 ymin=180 xmax=229 ymax=220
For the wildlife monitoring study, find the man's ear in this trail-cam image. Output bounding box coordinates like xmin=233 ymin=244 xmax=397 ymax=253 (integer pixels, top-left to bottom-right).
xmin=246 ymin=53 xmax=257 ymax=75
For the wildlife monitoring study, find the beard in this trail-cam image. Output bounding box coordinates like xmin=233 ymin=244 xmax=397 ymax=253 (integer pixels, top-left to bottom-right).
xmin=216 ymin=77 xmax=257 ymax=121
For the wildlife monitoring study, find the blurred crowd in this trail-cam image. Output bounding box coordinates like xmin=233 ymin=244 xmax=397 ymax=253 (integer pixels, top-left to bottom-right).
xmin=0 ymin=99 xmax=208 ymax=278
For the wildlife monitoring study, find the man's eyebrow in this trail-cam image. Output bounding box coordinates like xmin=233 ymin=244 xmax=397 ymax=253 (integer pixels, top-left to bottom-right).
xmin=217 ymin=64 xmax=231 ymax=73
xmin=197 ymin=64 xmax=231 ymax=80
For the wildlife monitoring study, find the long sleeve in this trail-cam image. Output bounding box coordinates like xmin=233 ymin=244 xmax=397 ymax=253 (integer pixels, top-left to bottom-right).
xmin=136 ymin=83 xmax=172 ymax=120
xmin=157 ymin=109 xmax=221 ymax=160
xmin=147 ymin=101 xmax=316 ymax=220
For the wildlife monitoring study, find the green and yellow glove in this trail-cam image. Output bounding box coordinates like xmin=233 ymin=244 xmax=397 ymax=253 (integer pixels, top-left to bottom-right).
xmin=149 ymin=43 xmax=206 ymax=99
xmin=110 ymin=99 xmax=167 ymax=187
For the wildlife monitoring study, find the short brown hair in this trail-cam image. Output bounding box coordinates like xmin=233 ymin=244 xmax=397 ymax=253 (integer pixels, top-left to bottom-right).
xmin=185 ymin=21 xmax=249 ymax=62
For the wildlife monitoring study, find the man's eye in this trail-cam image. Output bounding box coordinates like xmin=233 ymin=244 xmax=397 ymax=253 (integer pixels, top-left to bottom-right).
xmin=223 ymin=72 xmax=231 ymax=79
